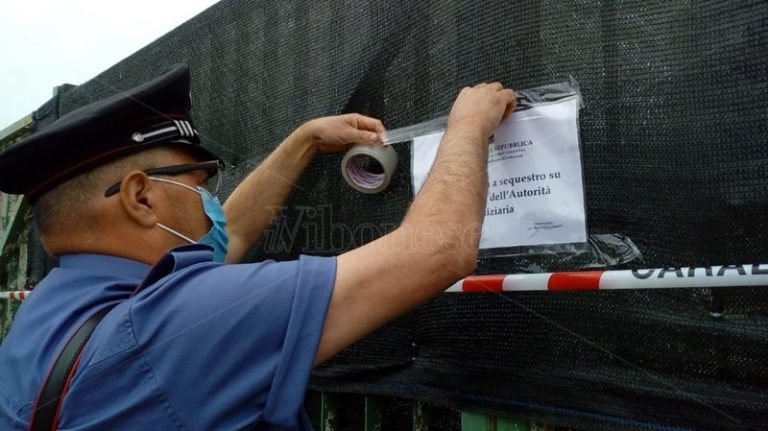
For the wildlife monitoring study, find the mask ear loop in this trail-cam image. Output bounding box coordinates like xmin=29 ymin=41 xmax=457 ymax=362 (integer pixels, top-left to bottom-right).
xmin=149 ymin=176 xmax=199 ymax=193
xmin=155 ymin=223 xmax=197 ymax=244
xmin=148 ymin=176 xmax=202 ymax=244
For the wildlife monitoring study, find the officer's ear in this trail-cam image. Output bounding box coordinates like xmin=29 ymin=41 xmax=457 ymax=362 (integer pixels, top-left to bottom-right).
xmin=118 ymin=171 xmax=159 ymax=228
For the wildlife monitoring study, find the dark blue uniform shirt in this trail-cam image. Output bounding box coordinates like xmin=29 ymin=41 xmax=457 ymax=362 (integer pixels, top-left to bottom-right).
xmin=0 ymin=245 xmax=336 ymax=430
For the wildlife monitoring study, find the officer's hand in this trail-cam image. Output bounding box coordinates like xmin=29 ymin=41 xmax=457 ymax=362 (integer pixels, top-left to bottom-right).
xmin=304 ymin=114 xmax=386 ymax=153
xmin=447 ymin=82 xmax=517 ymax=141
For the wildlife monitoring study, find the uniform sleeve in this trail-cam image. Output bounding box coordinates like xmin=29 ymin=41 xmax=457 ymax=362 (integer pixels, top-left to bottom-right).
xmin=129 ymin=254 xmax=336 ymax=430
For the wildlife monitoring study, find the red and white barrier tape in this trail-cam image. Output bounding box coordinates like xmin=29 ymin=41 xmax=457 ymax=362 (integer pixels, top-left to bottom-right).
xmin=2 ymin=265 xmax=766 ymax=300
xmin=0 ymin=290 xmax=31 ymax=301
xmin=446 ymin=264 xmax=768 ymax=292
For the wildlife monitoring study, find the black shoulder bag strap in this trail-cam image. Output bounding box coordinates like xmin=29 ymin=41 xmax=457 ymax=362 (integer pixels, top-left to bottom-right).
xmin=28 ymin=305 xmax=116 ymax=431
xmin=27 ymin=251 xmax=179 ymax=430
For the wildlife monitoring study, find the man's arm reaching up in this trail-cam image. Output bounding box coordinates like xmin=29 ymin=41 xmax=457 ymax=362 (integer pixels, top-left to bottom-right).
xmin=223 ymin=114 xmax=386 ymax=263
xmin=316 ymin=83 xmax=517 ymax=364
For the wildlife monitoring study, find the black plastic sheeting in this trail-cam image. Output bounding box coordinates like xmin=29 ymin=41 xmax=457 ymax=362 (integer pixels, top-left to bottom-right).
xmin=26 ymin=1 xmax=768 ymax=429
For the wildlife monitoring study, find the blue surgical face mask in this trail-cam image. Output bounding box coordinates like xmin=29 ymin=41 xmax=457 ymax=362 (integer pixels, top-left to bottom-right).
xmin=196 ymin=188 xmax=229 ymax=262
xmin=151 ymin=177 xmax=229 ymax=262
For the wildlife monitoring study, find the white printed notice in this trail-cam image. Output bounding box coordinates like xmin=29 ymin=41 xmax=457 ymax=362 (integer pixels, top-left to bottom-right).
xmin=411 ymin=96 xmax=586 ymax=249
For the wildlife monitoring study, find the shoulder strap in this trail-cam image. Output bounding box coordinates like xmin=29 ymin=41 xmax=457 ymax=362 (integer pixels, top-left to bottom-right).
xmin=28 ymin=305 xmax=115 ymax=431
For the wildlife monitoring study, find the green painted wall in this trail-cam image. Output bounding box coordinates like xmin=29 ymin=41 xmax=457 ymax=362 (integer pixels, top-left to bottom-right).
xmin=0 ymin=115 xmax=32 ymax=341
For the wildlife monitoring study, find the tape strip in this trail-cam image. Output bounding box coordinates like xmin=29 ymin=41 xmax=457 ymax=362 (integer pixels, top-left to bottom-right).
xmin=342 ymin=77 xmax=583 ymax=193
xmin=445 ymin=264 xmax=768 ymax=292
xmin=341 ymin=114 xmax=449 ymax=193
xmin=1 ymin=290 xmax=30 ymax=300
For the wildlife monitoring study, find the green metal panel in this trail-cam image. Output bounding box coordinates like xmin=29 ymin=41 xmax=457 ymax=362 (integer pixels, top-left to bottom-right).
xmin=412 ymin=400 xmax=428 ymax=431
xmin=462 ymin=411 xmax=530 ymax=431
xmin=497 ymin=417 xmax=529 ymax=431
xmin=320 ymin=392 xmax=339 ymax=431
xmin=0 ymin=197 xmax=29 ymax=268
xmin=313 ymin=392 xmax=541 ymax=430
xmin=0 ymin=116 xmax=33 ymax=342
xmin=462 ymin=411 xmax=492 ymax=431
xmin=364 ymin=395 xmax=382 ymax=431
xmin=0 ymin=195 xmax=29 ymax=341
xmin=0 ymin=115 xmax=32 ymax=145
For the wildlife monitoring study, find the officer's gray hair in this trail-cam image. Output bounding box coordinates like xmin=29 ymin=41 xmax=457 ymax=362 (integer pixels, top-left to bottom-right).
xmin=33 ymin=147 xmax=179 ymax=235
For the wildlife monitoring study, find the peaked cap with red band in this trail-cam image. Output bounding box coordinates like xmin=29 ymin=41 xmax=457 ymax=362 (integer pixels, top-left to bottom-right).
xmin=0 ymin=63 xmax=221 ymax=201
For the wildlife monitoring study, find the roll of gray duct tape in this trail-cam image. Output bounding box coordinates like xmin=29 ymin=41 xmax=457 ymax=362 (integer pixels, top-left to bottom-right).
xmin=341 ymin=144 xmax=398 ymax=194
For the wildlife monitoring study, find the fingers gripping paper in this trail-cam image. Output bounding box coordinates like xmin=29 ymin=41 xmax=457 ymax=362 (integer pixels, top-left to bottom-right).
xmin=412 ymin=96 xmax=586 ymax=249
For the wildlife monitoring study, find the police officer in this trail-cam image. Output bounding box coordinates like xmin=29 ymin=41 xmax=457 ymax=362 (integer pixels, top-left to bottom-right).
xmin=0 ymin=64 xmax=516 ymax=429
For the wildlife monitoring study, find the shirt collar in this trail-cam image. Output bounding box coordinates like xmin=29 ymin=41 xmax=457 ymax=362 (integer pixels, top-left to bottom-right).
xmin=58 ymin=254 xmax=150 ymax=280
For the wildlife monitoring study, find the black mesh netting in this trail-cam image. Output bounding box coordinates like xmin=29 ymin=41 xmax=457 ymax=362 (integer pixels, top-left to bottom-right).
xmin=28 ymin=0 xmax=768 ymax=429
